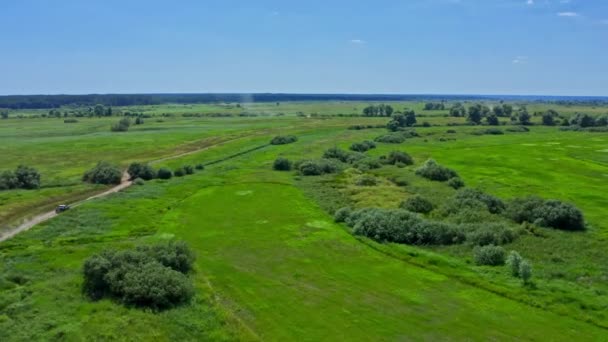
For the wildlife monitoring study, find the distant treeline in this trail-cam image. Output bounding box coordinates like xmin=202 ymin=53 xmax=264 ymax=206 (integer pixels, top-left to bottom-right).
xmin=1 ymin=93 xmax=608 ymax=109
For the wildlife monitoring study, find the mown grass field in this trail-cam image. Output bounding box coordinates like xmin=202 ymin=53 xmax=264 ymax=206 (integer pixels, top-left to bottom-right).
xmin=1 ymin=101 xmax=608 ymax=340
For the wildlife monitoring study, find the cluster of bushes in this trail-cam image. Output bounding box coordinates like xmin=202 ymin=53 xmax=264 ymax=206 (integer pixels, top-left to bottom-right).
xmin=481 ymin=128 xmax=504 ymax=135
xmin=423 ymin=102 xmax=445 ymax=110
xmin=362 ymin=104 xmax=394 ymax=117
xmin=381 ymin=151 xmax=414 ymax=167
xmin=387 ymin=111 xmax=417 ymax=131
xmin=294 ymin=158 xmax=343 ymax=176
xmin=336 ymin=207 xmax=517 ymax=247
xmin=506 ymin=251 xmax=532 ymax=283
xmin=349 ymin=140 xmax=376 ymax=152
xmin=83 ymin=241 xmax=195 ymax=310
xmin=111 ymin=118 xmax=131 ymax=132
xmin=401 ymin=196 xmax=433 ymax=214
xmin=506 ymin=196 xmax=585 ymax=230
xmin=505 ymin=125 xmax=529 ymax=133
xmin=270 ymin=135 xmax=298 ymax=145
xmin=0 ymin=165 xmax=41 ymax=190
xmin=566 ymin=113 xmax=608 ymax=128
xmin=355 ymin=174 xmax=379 ymax=186
xmin=374 ymin=130 xmax=419 ymax=144
xmin=64 ymin=118 xmax=78 ymax=123
xmin=415 ymin=159 xmax=459 ymax=182
xmin=83 ymin=162 xmax=122 ymax=185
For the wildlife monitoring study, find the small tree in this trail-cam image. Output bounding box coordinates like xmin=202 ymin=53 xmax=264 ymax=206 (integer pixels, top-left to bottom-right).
xmin=128 ymin=162 xmax=156 ymax=180
xmin=0 ymin=110 xmax=8 ymax=119
xmin=519 ymin=260 xmax=532 ymax=284
xmin=157 ymin=168 xmax=173 ymax=179
xmin=486 ymin=115 xmax=499 ymax=126
xmin=401 ymin=196 xmax=433 ymax=214
xmin=83 ymin=162 xmax=122 ymax=185
xmin=506 ymin=251 xmax=523 ymax=277
xmin=273 ymin=157 xmax=292 ymax=171
xmin=111 ymin=118 xmax=131 ymax=132
xmin=14 ymin=165 xmax=41 ymax=189
xmin=404 ymin=110 xmax=417 ymax=127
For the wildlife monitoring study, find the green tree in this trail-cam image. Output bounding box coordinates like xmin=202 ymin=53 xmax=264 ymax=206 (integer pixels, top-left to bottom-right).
xmin=486 ymin=115 xmax=499 ymax=126
xmin=404 ymin=110 xmax=417 ymax=127
xmin=467 ymin=105 xmax=483 ymax=124
xmin=518 ymin=108 xmax=531 ymax=125
xmin=519 ymin=260 xmax=532 ymax=284
xmin=14 ymin=165 xmax=41 ymax=189
xmin=0 ymin=110 xmax=8 ymax=119
xmin=94 ymin=104 xmax=105 ymax=116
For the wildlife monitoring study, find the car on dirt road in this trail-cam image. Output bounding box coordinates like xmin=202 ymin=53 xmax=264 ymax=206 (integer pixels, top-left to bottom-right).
xmin=55 ymin=205 xmax=70 ymax=213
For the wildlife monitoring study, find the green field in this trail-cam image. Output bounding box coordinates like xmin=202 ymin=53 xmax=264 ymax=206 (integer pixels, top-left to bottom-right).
xmin=1 ymin=101 xmax=608 ymax=340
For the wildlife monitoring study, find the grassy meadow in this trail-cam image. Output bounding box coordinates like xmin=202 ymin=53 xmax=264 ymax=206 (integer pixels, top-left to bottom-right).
xmin=1 ymin=101 xmax=608 ymax=340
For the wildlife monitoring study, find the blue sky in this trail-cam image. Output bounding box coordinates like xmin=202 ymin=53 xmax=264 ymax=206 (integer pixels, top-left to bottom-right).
xmin=1 ymin=0 xmax=607 ymax=96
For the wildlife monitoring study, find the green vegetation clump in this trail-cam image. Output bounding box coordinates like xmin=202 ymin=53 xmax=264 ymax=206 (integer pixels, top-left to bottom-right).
xmin=83 ymin=161 xmax=122 ymax=185
xmin=506 ymin=251 xmax=523 ymax=276
xmin=64 ymin=118 xmax=78 ymax=123
xmin=506 ymin=196 xmax=585 ymax=230
xmin=273 ymin=157 xmax=292 ymax=171
xmin=128 ymin=162 xmax=156 ymax=181
xmin=349 ymin=140 xmax=376 ymax=152
xmin=474 ymin=245 xmax=506 ymax=266
xmin=353 ymin=157 xmax=382 ymax=171
xmin=0 ymin=165 xmax=41 ymax=190
xmin=295 ymin=159 xmax=342 ymax=176
xmin=483 ymin=128 xmax=504 ymax=135
xmin=464 ymin=223 xmax=517 ymax=246
xmin=195 ymin=163 xmax=205 ymax=170
xmin=355 ymin=175 xmax=378 ymax=186
xmin=333 ymin=207 xmax=352 ymax=223
xmin=505 ymin=125 xmax=529 ymax=133
xmin=323 ymin=147 xmax=364 ymax=163
xmin=133 ymin=178 xmax=145 ymax=186
xmin=270 ymin=135 xmax=298 ymax=145
xmin=447 ymin=177 xmax=465 ymax=189
xmin=374 ymin=130 xmax=419 ymax=143
xmin=362 ymin=104 xmax=394 ymax=117
xmin=174 ymin=167 xmax=186 ymax=177
xmin=415 ymin=159 xmax=458 ymax=181
xmin=454 ymin=188 xmax=505 ymax=214
xmin=157 ymin=168 xmax=173 ymax=179
xmin=83 ymin=241 xmax=195 ymax=310
xmin=111 ymin=118 xmax=131 ymax=132
xmin=401 ymin=196 xmax=433 ymax=214
xmin=384 ymin=151 xmax=414 ymax=166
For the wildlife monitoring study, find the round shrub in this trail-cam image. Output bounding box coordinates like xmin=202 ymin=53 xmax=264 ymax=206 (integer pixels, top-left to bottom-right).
xmin=385 ymin=151 xmax=414 ymax=166
xmin=447 ymin=177 xmax=465 ymax=189
xmin=296 ymin=159 xmax=341 ymax=176
xmin=120 ymin=262 xmax=194 ymax=310
xmin=350 ymin=141 xmax=376 ymax=152
xmin=174 ymin=168 xmax=185 ymax=177
xmin=354 ymin=158 xmax=382 ymax=171
xmin=519 ymin=260 xmax=533 ymax=283
xmin=390 ymin=176 xmax=409 ymax=187
xmin=334 ymin=207 xmax=352 ymax=223
xmin=157 ymin=168 xmax=173 ymax=180
xmin=473 ymin=245 xmax=506 ymax=266
xmin=270 ymin=135 xmax=298 ymax=145
xmin=454 ymin=188 xmax=505 ymax=214
xmin=195 ymin=163 xmax=205 ymax=170
xmin=14 ymin=165 xmax=41 ymax=189
xmin=534 ymin=199 xmax=585 ymax=231
xmin=465 ymin=223 xmax=517 ymax=246
xmin=415 ymin=159 xmax=458 ymax=181
xmin=506 ymin=251 xmax=523 ymax=277
xmin=273 ymin=157 xmax=292 ymax=171
xmin=83 ymin=161 xmax=122 ymax=185
xmin=128 ymin=162 xmax=156 ymax=181
xmin=401 ymin=196 xmax=433 ymax=214
xmin=133 ymin=178 xmax=145 ymax=186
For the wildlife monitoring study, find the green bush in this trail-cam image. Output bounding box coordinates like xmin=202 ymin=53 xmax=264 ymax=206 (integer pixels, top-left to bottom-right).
xmin=82 ymin=241 xmax=195 ymax=310
xmin=454 ymin=188 xmax=505 ymax=214
xmin=506 ymin=197 xmax=585 ymax=231
xmin=111 ymin=118 xmax=131 ymax=132
xmin=273 ymin=157 xmax=292 ymax=171
xmin=157 ymin=168 xmax=173 ymax=180
xmin=483 ymin=128 xmax=503 ymax=135
xmin=133 ymin=178 xmax=145 ymax=186
xmin=13 ymin=165 xmax=41 ymax=189
xmin=465 ymin=223 xmax=517 ymax=246
xmin=334 ymin=207 xmax=352 ymax=223
xmin=270 ymin=135 xmax=298 ymax=145
xmin=473 ymin=245 xmax=506 ymax=266
xmin=519 ymin=260 xmax=533 ymax=283
xmin=83 ymin=161 xmax=122 ymax=185
xmin=505 ymin=125 xmax=529 ymax=133
xmin=174 ymin=168 xmax=186 ymax=177
xmin=385 ymin=151 xmax=414 ymax=166
xmin=447 ymin=177 xmax=465 ymax=189
xmin=353 ymin=157 xmax=382 ymax=171
xmin=323 ymin=147 xmax=361 ymax=163
xmin=389 ymin=176 xmax=409 ymax=186
xmin=0 ymin=170 xmax=19 ymax=190
xmin=127 ymin=162 xmax=156 ymax=181
xmin=375 ymin=130 xmax=419 ymax=144
xmin=506 ymin=251 xmax=523 ymax=277
xmin=349 ymin=140 xmax=376 ymax=152
xmin=401 ymin=196 xmax=433 ymax=214
xmin=195 ymin=163 xmax=205 ymax=170
xmin=296 ymin=159 xmax=342 ymax=176
xmin=183 ymin=165 xmax=195 ymax=175
xmin=415 ymin=159 xmax=458 ymax=181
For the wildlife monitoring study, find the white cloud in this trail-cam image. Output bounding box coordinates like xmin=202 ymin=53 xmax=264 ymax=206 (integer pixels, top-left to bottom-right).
xmin=527 ymin=0 xmax=534 ymax=5
xmin=512 ymin=56 xmax=529 ymax=64
xmin=557 ymin=12 xmax=579 ymax=17
xmin=350 ymin=39 xmax=366 ymax=45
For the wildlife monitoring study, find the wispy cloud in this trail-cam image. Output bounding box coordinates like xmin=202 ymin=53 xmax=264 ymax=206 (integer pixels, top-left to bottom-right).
xmin=526 ymin=0 xmax=534 ymax=5
xmin=557 ymin=12 xmax=579 ymax=17
xmin=512 ymin=56 xmax=529 ymax=64
xmin=350 ymin=39 xmax=366 ymax=45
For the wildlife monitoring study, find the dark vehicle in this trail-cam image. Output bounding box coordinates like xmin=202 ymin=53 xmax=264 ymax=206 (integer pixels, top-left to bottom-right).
xmin=55 ymin=205 xmax=70 ymax=213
